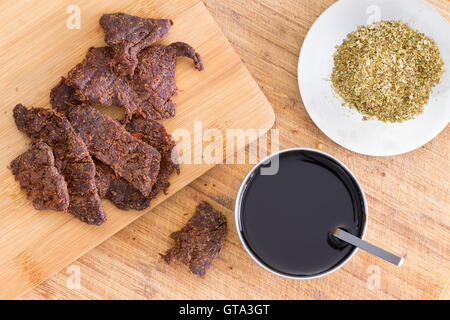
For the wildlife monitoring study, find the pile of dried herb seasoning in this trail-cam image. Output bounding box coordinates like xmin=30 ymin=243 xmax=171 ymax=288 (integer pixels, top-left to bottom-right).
xmin=331 ymin=20 xmax=445 ymax=123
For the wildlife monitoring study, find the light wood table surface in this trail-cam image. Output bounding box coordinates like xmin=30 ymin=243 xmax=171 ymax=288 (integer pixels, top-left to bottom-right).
xmin=21 ymin=0 xmax=449 ymax=300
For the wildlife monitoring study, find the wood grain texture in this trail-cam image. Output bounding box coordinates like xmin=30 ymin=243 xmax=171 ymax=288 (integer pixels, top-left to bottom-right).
xmin=0 ymin=0 xmax=275 ymax=299
xmin=14 ymin=0 xmax=450 ymax=300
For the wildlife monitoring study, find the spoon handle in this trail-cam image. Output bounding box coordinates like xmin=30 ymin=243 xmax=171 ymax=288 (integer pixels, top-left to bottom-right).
xmin=333 ymin=228 xmax=404 ymax=266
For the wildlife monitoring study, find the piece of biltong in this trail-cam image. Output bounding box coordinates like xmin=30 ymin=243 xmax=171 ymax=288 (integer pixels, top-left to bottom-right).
xmin=132 ymin=42 xmax=203 ymax=119
xmin=65 ymin=42 xmax=203 ymax=122
xmin=93 ymin=117 xmax=179 ymax=210
xmin=65 ymin=104 xmax=161 ymax=197
xmin=50 ymin=77 xmax=79 ymax=113
xmin=94 ymin=159 xmax=151 ymax=211
xmin=10 ymin=140 xmax=69 ymax=211
xmin=66 ymin=47 xmax=140 ymax=122
xmin=13 ymin=104 xmax=106 ymax=225
xmin=161 ymin=202 xmax=227 ymax=277
xmin=125 ymin=117 xmax=179 ymax=197
xmin=100 ymin=12 xmax=172 ymax=76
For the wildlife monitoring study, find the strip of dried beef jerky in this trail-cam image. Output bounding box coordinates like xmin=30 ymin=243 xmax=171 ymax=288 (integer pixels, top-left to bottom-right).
xmin=66 ymin=46 xmax=140 ymax=122
xmin=94 ymin=117 xmax=179 ymax=210
xmin=132 ymin=42 xmax=204 ymax=119
xmin=99 ymin=12 xmax=173 ymax=76
xmin=65 ymin=42 xmax=203 ymax=122
xmin=94 ymin=159 xmax=151 ymax=211
xmin=65 ymin=104 xmax=161 ymax=197
xmin=13 ymin=104 xmax=106 ymax=225
xmin=50 ymin=77 xmax=79 ymax=114
xmin=161 ymin=201 xmax=227 ymax=277
xmin=125 ymin=117 xmax=179 ymax=197
xmin=10 ymin=140 xmax=69 ymax=212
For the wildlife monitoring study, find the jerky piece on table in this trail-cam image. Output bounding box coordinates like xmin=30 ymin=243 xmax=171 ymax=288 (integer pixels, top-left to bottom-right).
xmin=13 ymin=104 xmax=106 ymax=225
xmin=10 ymin=140 xmax=69 ymax=211
xmin=161 ymin=201 xmax=227 ymax=277
xmin=66 ymin=104 xmax=161 ymax=197
xmin=100 ymin=13 xmax=172 ymax=76
xmin=132 ymin=42 xmax=204 ymax=119
xmin=66 ymin=46 xmax=139 ymax=122
xmin=126 ymin=117 xmax=179 ymax=197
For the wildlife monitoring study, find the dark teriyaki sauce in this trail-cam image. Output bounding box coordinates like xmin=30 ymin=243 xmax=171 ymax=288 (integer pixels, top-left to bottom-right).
xmin=239 ymin=150 xmax=365 ymax=277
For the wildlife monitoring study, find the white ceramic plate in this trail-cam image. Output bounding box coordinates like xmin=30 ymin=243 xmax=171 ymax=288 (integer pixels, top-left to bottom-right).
xmin=298 ymin=0 xmax=450 ymax=156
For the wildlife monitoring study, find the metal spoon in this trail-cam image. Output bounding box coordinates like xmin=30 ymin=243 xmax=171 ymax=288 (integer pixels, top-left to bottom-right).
xmin=332 ymin=228 xmax=404 ymax=266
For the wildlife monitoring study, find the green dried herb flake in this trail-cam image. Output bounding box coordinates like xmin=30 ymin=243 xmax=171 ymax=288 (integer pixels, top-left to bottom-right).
xmin=331 ymin=20 xmax=445 ymax=123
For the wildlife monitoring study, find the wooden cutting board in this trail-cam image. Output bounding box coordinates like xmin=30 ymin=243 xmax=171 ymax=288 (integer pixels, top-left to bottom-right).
xmin=0 ymin=0 xmax=274 ymax=299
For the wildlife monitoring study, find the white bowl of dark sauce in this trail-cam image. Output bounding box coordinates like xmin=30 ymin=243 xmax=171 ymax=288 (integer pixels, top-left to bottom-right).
xmin=235 ymin=148 xmax=368 ymax=279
